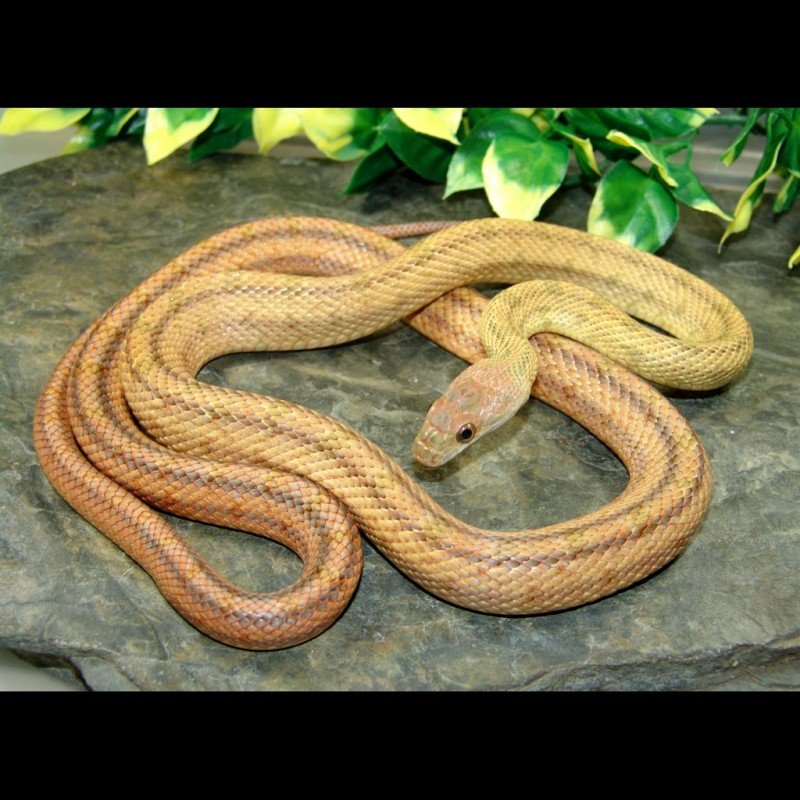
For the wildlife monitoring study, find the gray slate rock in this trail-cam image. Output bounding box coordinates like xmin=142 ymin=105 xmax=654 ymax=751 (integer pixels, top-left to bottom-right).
xmin=1 ymin=140 xmax=798 ymax=690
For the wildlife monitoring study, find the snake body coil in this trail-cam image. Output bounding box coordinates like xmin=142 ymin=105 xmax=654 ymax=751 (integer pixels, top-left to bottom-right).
xmin=33 ymin=217 xmax=753 ymax=649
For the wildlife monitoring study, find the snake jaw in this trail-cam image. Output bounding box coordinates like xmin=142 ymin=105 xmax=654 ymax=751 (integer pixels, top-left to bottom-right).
xmin=411 ymin=435 xmax=448 ymax=468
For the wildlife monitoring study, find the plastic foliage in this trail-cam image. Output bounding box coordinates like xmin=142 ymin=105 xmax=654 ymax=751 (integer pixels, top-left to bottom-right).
xmin=1 ymin=107 xmax=797 ymax=268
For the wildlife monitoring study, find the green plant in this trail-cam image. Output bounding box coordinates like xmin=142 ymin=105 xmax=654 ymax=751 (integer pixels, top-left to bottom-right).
xmin=2 ymin=107 xmax=798 ymax=268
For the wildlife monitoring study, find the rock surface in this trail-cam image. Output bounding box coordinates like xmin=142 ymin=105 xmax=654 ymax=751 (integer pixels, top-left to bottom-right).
xmin=1 ymin=141 xmax=798 ymax=690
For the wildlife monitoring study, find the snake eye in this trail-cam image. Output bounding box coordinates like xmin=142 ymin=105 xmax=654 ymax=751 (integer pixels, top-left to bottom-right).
xmin=456 ymin=422 xmax=476 ymax=444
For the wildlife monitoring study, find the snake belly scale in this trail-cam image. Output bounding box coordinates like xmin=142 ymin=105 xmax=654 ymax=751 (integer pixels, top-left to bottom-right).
xmin=33 ymin=216 xmax=753 ymax=649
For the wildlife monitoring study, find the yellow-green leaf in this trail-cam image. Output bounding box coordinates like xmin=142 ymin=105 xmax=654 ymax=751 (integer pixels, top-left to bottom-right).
xmin=444 ymin=111 xmax=542 ymax=198
xmin=391 ymin=108 xmax=463 ymax=144
xmin=789 ymin=243 xmax=800 ymax=269
xmin=252 ymin=108 xmax=305 ymax=154
xmin=0 ymin=107 xmax=90 ymax=134
xmin=300 ymin=108 xmax=375 ymax=161
xmin=482 ymin=137 xmax=569 ymax=220
xmin=572 ymin=138 xmax=601 ymax=174
xmin=143 ymin=108 xmax=219 ymax=165
xmin=62 ymin=129 xmax=99 ymax=154
xmin=551 ymin=121 xmax=601 ymax=176
xmin=607 ymin=130 xmax=678 ymax=187
xmin=719 ymin=141 xmax=782 ymax=249
xmin=685 ymin=108 xmax=718 ymax=126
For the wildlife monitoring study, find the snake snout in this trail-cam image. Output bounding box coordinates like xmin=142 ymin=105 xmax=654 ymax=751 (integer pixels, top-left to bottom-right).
xmin=412 ymin=437 xmax=443 ymax=468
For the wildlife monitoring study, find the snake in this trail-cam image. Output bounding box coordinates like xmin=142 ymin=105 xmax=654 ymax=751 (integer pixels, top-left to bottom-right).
xmin=33 ymin=215 xmax=753 ymax=650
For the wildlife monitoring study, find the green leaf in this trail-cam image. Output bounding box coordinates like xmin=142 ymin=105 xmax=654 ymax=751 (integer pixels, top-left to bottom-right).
xmin=467 ymin=108 xmax=515 ymax=126
xmin=776 ymin=107 xmax=800 ymax=174
xmin=629 ymin=107 xmax=717 ymax=138
xmin=566 ymin=108 xmax=651 ymax=141
xmin=392 ymin=108 xmax=463 ymax=144
xmin=720 ymin=108 xmax=763 ymax=166
xmin=143 ymin=108 xmax=219 ymax=165
xmin=663 ymin=159 xmax=733 ymax=220
xmin=123 ymin=111 xmax=146 ymax=137
xmin=445 ymin=111 xmax=542 ymax=197
xmin=603 ymin=132 xmax=732 ymax=221
xmin=563 ymin=110 xmax=642 ymax=161
xmin=588 ymin=160 xmax=679 ymax=252
xmin=188 ymin=107 xmax=253 ymax=162
xmin=0 ymin=107 xmax=91 ymax=134
xmin=378 ymin=111 xmax=455 ymax=183
xmin=773 ymin=172 xmax=799 ymax=214
xmin=720 ymin=117 xmax=785 ymax=248
xmin=343 ymin=140 xmax=403 ymax=194
xmin=61 ymin=108 xmax=141 ymax=153
xmin=301 ymin=107 xmax=384 ymax=161
xmin=568 ymin=108 xmax=715 ymax=142
xmin=482 ymin=136 xmax=570 ymax=220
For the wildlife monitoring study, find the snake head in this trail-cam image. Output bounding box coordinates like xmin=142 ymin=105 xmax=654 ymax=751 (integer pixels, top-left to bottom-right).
xmin=412 ymin=358 xmax=532 ymax=468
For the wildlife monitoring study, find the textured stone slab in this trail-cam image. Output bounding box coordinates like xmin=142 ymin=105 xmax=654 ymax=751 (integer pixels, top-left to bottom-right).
xmin=1 ymin=141 xmax=798 ymax=690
